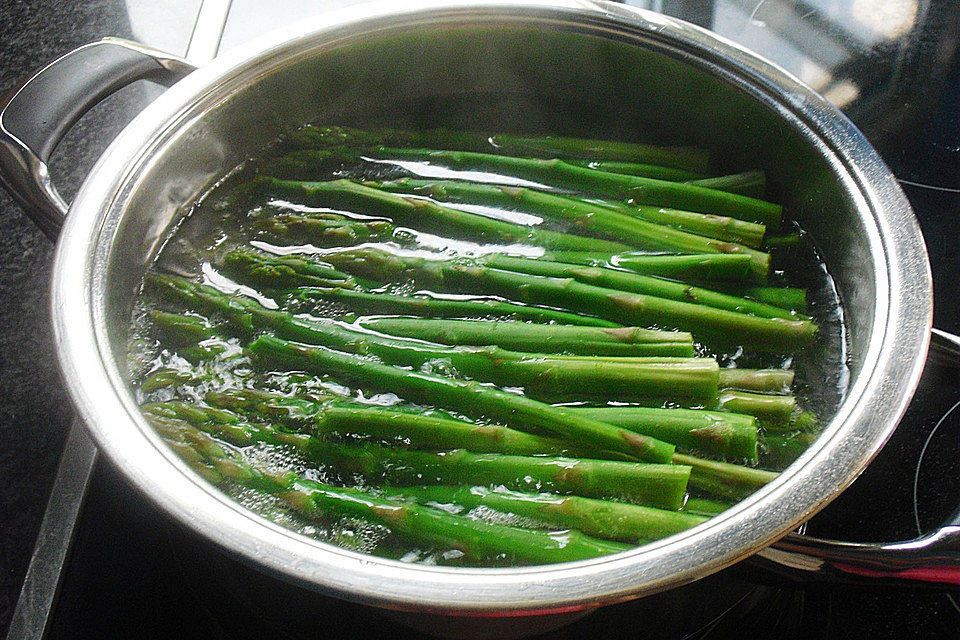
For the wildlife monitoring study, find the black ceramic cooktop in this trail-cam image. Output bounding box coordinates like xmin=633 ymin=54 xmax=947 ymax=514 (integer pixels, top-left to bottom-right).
xmin=2 ymin=1 xmax=959 ymax=638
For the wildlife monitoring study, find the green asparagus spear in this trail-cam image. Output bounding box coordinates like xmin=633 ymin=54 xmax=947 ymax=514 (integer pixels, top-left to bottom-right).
xmin=248 ymin=335 xmax=683 ymax=462
xmin=320 ymin=248 xmax=817 ymax=349
xmin=566 ymin=160 xmax=700 ymax=182
xmin=150 ymin=414 xmax=630 ymax=563
xmin=382 ymin=485 xmax=708 ymax=543
xmin=718 ymin=368 xmax=794 ymax=393
xmin=371 ymin=147 xmax=782 ymax=225
xmin=686 ymin=170 xmax=766 ymax=198
xmin=147 ymin=275 xmax=720 ymax=403
xmin=247 ymin=177 xmax=631 ymax=252
xmin=254 ymin=212 xmax=406 ymax=245
xmin=582 ymin=197 xmax=766 ymax=248
xmin=718 ymin=390 xmax=797 ymax=423
xmin=288 ymin=286 xmax=620 ymax=327
xmin=220 ymin=248 xmax=357 ymax=290
xmin=286 ymin=124 xmax=710 ymax=172
xmin=364 ymin=178 xmax=770 ymax=278
xmin=672 ymin=452 xmax=778 ymax=501
xmin=764 ymin=233 xmax=802 ymax=249
xmin=472 ymin=254 xmax=798 ymax=320
xmin=709 ymin=286 xmax=808 ymax=313
xmin=571 ymin=406 xmax=757 ymax=460
xmin=357 ymin=318 xmax=695 ymax=357
xmin=682 ymin=497 xmax=733 ymax=517
xmin=197 ymin=391 xmax=591 ymax=457
xmin=150 ymin=311 xmax=219 ymax=344
xmin=738 ymin=287 xmax=808 ymax=312
xmin=544 ymin=252 xmax=756 ymax=282
xmin=760 ymin=430 xmax=819 ymax=467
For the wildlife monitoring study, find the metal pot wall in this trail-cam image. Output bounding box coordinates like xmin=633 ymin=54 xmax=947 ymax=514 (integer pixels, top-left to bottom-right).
xmin=0 ymin=0 xmax=956 ymax=631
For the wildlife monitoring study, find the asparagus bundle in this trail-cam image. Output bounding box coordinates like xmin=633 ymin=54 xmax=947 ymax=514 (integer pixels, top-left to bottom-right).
xmin=151 ymin=414 xmax=630 ymax=563
xmin=285 ymin=124 xmax=711 ymax=172
xmin=288 ymin=286 xmax=620 ymax=327
xmin=315 ymin=248 xmax=817 ymax=349
xmin=149 ymin=396 xmax=585 ymax=458
xmin=361 ymin=178 xmax=770 ymax=279
xmin=570 ymin=406 xmax=757 ymax=460
xmin=135 ymin=124 xmax=826 ymax=567
xmin=248 ymin=334 xmax=681 ymax=462
xmin=368 ymin=147 xmax=782 ymax=225
xmin=147 ymin=275 xmax=721 ymax=403
xmin=144 ymin=402 xmax=690 ymax=509
xmin=469 ymin=253 xmax=798 ymax=320
xmin=246 ymin=177 xmax=631 ymax=253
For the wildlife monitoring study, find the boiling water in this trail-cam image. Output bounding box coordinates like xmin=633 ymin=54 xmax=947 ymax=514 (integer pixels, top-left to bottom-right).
xmin=127 ymin=131 xmax=849 ymax=566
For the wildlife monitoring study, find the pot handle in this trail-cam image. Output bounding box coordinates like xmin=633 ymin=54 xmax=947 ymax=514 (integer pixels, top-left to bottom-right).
xmin=754 ymin=327 xmax=960 ymax=587
xmin=0 ymin=38 xmax=196 ymax=241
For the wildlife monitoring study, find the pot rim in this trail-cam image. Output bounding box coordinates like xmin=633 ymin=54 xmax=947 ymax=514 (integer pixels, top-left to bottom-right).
xmin=50 ymin=0 xmax=932 ymax=613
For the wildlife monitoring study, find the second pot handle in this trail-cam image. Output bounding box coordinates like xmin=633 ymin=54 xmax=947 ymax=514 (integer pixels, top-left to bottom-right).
xmin=754 ymin=327 xmax=960 ymax=587
xmin=0 ymin=38 xmax=195 ymax=240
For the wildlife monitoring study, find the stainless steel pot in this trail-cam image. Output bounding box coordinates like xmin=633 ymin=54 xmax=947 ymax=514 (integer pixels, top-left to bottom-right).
xmin=1 ymin=0 xmax=957 ymax=624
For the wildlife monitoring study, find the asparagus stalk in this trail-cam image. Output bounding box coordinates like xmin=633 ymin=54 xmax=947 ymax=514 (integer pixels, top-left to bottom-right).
xmin=147 ymin=403 xmax=690 ymax=509
xmin=248 ymin=334 xmax=684 ymax=462
xmin=682 ymin=497 xmax=733 ymax=517
xmin=150 ymin=311 xmax=218 ymax=344
xmin=566 ymin=160 xmax=700 ymax=182
xmin=583 ymin=197 xmax=766 ymax=248
xmin=570 ymin=406 xmax=757 ymax=460
xmin=371 ymin=147 xmax=782 ymax=225
xmin=148 ymin=275 xmax=720 ymax=403
xmin=673 ymin=452 xmax=778 ymax=501
xmin=199 ymin=391 xmax=592 ymax=457
xmin=765 ymin=233 xmax=802 ymax=249
xmin=739 ymin=287 xmax=808 ymax=312
xmin=286 ymin=124 xmax=710 ymax=172
xmin=321 ymin=249 xmax=817 ymax=349
xmin=686 ymin=170 xmax=766 ymax=198
xmin=208 ymin=389 xmax=768 ymax=501
xmin=150 ymin=414 xmax=630 ymax=563
xmin=718 ymin=390 xmax=797 ymax=424
xmin=140 ymin=368 xmax=199 ymax=393
xmin=473 ymin=254 xmax=798 ymax=320
xmin=247 ymin=177 xmax=631 ymax=252
xmin=327 ymin=445 xmax=692 ymax=510
xmin=544 ymin=251 xmax=756 ymax=282
xmin=254 ymin=212 xmax=406 ymax=246
xmin=718 ymin=368 xmax=794 ymax=393
xmin=357 ymin=317 xmax=695 ymax=357
xmin=382 ymin=485 xmax=708 ymax=543
xmin=220 ymin=248 xmax=357 ymax=291
xmin=288 ymin=286 xmax=620 ymax=327
xmin=365 ymin=178 xmax=770 ymax=279
xmin=760 ymin=430 xmax=819 ymax=468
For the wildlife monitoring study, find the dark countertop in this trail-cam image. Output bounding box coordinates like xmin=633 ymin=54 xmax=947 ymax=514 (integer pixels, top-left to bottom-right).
xmin=0 ymin=1 xmax=197 ymax=632
xmin=1 ymin=1 xmax=959 ymax=637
